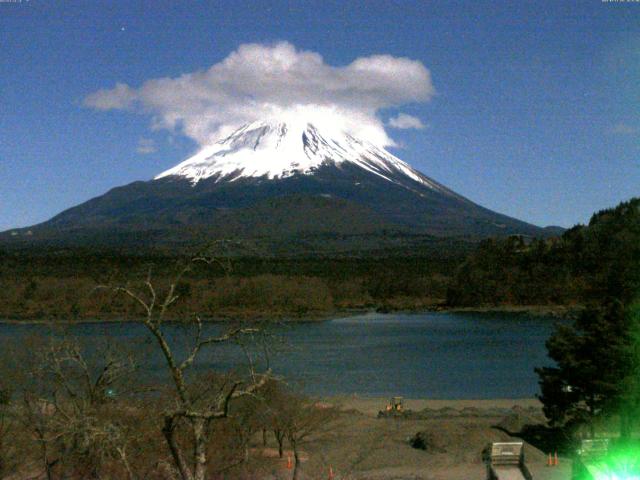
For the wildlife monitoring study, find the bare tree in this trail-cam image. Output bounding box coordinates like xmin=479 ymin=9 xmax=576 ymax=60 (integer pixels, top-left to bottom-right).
xmin=257 ymin=380 xmax=335 ymax=480
xmin=21 ymin=392 xmax=59 ymax=480
xmin=285 ymin=399 xmax=335 ymax=480
xmin=104 ymin=253 xmax=271 ymax=480
xmin=18 ymin=334 xmax=140 ymax=480
xmin=257 ymin=379 xmax=289 ymax=458
xmin=0 ymin=383 xmax=14 ymax=478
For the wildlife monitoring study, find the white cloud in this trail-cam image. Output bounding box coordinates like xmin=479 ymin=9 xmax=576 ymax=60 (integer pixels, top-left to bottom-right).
xmin=136 ymin=137 xmax=156 ymax=154
xmin=87 ymin=83 xmax=136 ymax=110
xmin=388 ymin=113 xmax=426 ymax=130
xmin=84 ymin=42 xmax=434 ymax=147
xmin=609 ymin=122 xmax=637 ymax=135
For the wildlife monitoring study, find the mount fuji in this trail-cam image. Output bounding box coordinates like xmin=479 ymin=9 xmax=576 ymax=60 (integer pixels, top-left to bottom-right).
xmin=3 ymin=119 xmax=554 ymax=251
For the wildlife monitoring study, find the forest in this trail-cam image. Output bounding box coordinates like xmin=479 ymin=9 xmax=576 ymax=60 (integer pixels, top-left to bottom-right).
xmin=447 ymin=197 xmax=640 ymax=309
xmin=0 ymin=247 xmax=462 ymax=321
xmin=0 ymin=197 xmax=638 ymax=321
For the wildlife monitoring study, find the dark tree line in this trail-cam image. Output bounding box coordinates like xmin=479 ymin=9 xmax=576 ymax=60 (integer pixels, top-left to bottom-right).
xmin=447 ymin=198 xmax=640 ymax=309
xmin=0 ymin=250 xmax=460 ymax=321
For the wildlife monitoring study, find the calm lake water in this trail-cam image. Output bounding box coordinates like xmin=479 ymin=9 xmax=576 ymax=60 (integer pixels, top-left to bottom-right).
xmin=0 ymin=312 xmax=558 ymax=399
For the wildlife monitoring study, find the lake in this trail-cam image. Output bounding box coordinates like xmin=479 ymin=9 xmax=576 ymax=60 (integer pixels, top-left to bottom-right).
xmin=0 ymin=311 xmax=558 ymax=399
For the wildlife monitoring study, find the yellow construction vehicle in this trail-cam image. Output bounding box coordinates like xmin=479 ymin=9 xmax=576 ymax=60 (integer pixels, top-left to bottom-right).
xmin=378 ymin=396 xmax=409 ymax=418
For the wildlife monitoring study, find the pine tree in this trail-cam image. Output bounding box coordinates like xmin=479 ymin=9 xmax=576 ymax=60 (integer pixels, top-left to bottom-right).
xmin=536 ymin=301 xmax=639 ymax=438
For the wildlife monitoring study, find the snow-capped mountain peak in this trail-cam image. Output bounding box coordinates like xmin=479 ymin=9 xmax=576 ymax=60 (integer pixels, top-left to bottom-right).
xmin=155 ymin=119 xmax=447 ymax=193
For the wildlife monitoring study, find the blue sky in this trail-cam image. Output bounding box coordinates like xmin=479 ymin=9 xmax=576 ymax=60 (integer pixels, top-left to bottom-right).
xmin=1 ymin=0 xmax=638 ymax=231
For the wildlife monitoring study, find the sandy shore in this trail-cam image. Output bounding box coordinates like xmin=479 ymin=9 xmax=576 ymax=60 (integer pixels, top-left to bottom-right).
xmin=326 ymin=395 xmax=543 ymax=416
xmin=258 ymin=396 xmax=571 ymax=480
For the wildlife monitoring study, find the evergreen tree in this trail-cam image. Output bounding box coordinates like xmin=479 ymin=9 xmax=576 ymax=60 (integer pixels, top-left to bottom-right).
xmin=536 ymin=301 xmax=640 ymax=438
xmin=535 ymin=199 xmax=640 ymax=438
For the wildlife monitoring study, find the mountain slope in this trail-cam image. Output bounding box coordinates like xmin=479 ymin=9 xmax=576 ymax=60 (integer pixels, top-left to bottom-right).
xmin=2 ymin=119 xmax=552 ymax=251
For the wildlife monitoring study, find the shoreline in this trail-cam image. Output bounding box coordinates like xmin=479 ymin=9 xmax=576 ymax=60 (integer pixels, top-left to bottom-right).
xmin=429 ymin=304 xmax=582 ymax=317
xmin=324 ymin=395 xmax=542 ymax=416
xmin=0 ymin=304 xmax=578 ymax=324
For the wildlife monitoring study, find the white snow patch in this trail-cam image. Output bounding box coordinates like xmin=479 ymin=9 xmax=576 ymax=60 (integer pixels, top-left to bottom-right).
xmin=155 ymin=119 xmax=448 ymax=194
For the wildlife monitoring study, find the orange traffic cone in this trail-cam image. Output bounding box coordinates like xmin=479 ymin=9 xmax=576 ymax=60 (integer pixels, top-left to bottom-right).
xmin=554 ymin=451 xmax=559 ymax=466
xmin=547 ymin=453 xmax=553 ymax=467
xmin=287 ymin=454 xmax=293 ymax=470
xmin=328 ymin=465 xmax=335 ymax=480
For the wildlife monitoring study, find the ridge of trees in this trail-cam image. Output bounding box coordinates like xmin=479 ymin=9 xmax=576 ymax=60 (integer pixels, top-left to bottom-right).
xmin=0 ymin=253 xmax=460 ymax=321
xmin=447 ymin=197 xmax=640 ymax=309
